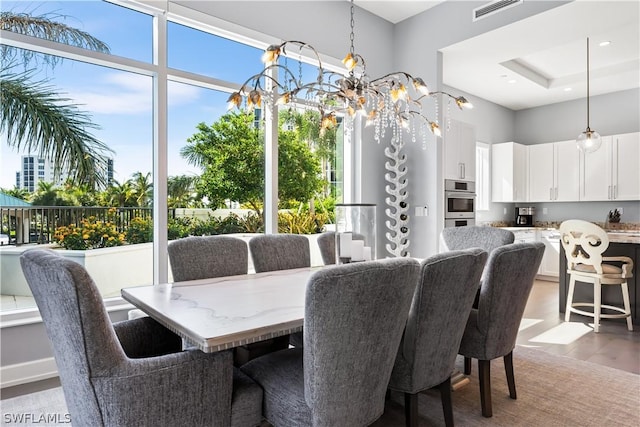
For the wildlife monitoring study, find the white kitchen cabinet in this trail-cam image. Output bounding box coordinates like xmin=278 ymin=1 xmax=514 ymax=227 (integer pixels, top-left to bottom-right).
xmin=612 ymin=132 xmax=640 ymax=200
xmin=581 ymin=132 xmax=640 ymax=201
xmin=528 ymin=140 xmax=579 ymax=202
xmin=538 ymin=229 xmax=560 ymax=278
xmin=444 ymin=120 xmax=476 ymax=181
xmin=491 ymin=142 xmax=526 ymax=202
xmin=512 ymin=228 xmax=537 ymax=243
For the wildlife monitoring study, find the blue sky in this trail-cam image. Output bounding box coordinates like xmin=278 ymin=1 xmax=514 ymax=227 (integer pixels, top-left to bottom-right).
xmin=0 ymin=0 xmax=275 ymax=189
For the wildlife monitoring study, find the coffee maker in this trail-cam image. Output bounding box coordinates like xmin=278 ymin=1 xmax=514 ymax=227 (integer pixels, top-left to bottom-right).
xmin=515 ymin=207 xmax=535 ymax=227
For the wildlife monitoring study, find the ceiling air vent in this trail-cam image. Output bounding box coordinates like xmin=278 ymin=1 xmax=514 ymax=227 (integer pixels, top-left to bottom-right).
xmin=473 ymin=0 xmax=523 ymax=21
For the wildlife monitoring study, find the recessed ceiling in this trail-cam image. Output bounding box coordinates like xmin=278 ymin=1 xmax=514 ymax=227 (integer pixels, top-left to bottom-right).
xmin=353 ymin=0 xmax=444 ymax=24
xmin=441 ymin=0 xmax=639 ymax=110
xmin=354 ymin=0 xmax=639 ymax=111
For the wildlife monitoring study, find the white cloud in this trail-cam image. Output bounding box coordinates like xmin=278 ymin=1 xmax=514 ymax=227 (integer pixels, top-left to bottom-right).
xmin=65 ymin=73 xmax=202 ymax=115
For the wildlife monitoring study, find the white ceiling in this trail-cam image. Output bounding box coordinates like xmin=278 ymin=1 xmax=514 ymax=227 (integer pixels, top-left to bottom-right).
xmin=353 ymin=1 xmax=443 ymax=24
xmin=355 ymin=0 xmax=640 ymax=111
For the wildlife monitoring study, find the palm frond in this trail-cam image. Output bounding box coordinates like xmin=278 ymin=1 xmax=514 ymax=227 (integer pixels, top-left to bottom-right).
xmin=0 ymin=11 xmax=110 ymax=68
xmin=0 ymin=69 xmax=114 ymax=188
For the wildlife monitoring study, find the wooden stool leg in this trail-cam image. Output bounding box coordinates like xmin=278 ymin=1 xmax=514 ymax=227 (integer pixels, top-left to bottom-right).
xmin=621 ymin=281 xmax=633 ymax=331
xmin=593 ymin=279 xmax=601 ymax=333
xmin=565 ymin=275 xmax=576 ymax=322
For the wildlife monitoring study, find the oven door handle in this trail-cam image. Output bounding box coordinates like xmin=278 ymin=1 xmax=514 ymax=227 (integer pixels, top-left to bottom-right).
xmin=445 ymin=192 xmax=476 ymax=199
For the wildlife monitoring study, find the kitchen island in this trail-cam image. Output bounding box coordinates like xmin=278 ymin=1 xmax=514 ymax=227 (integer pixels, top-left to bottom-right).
xmin=559 ymin=232 xmax=640 ymax=327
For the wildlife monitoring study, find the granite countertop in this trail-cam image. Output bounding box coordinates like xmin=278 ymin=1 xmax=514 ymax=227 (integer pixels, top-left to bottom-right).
xmin=482 ymin=221 xmax=640 ymax=244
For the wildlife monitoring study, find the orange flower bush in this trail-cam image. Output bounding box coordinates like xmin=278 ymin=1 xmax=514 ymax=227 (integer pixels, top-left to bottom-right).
xmin=54 ymin=209 xmax=125 ymax=250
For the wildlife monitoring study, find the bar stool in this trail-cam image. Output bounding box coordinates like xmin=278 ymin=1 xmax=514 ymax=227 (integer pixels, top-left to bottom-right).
xmin=559 ymin=220 xmax=633 ymax=333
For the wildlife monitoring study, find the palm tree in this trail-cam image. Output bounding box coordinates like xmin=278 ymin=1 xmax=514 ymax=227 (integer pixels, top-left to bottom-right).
xmin=167 ymin=175 xmax=198 ymax=208
xmin=131 ymin=172 xmax=153 ymax=207
xmin=0 ymin=11 xmax=113 ymax=189
xmin=104 ymin=180 xmax=136 ymax=207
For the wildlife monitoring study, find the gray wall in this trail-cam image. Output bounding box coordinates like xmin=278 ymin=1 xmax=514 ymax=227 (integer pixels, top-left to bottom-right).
xmin=515 ymin=88 xmax=640 ymax=144
xmin=391 ymin=0 xmax=569 ymax=257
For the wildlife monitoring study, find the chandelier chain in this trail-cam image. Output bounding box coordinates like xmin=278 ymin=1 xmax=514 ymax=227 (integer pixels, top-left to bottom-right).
xmin=349 ymin=0 xmax=355 ymax=58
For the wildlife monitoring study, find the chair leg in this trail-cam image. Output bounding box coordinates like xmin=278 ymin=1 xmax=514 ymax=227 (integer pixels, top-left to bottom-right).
xmin=478 ymin=359 xmax=492 ymax=418
xmin=565 ymin=275 xmax=576 ymax=322
xmin=593 ymin=279 xmax=601 ymax=333
xmin=437 ymin=377 xmax=454 ymax=427
xmin=404 ymin=392 xmax=418 ymax=427
xmin=464 ymin=357 xmax=472 ymax=375
xmin=504 ymin=351 xmax=516 ymax=399
xmin=621 ymin=281 xmax=633 ymax=332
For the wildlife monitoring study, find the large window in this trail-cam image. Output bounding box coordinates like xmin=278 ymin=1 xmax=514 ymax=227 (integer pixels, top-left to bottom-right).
xmin=0 ymin=0 xmax=348 ymax=313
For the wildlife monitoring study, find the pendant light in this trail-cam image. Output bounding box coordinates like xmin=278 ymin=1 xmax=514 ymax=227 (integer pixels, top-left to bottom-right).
xmin=576 ymin=37 xmax=601 ymax=153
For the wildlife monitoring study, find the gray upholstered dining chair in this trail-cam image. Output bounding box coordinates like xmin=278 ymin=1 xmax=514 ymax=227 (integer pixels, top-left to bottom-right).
xmin=249 ymin=233 xmax=311 ymax=272
xmin=440 ymin=225 xmax=515 ymax=254
xmin=249 ymin=233 xmax=311 ymax=353
xmin=388 ymin=248 xmax=488 ymax=427
xmin=241 ymin=258 xmax=421 ymax=426
xmin=316 ymin=230 xmax=366 ymax=265
xmin=458 ymin=241 xmax=545 ymax=418
xmin=20 ymin=249 xmax=262 ymax=427
xmin=168 ymin=235 xmax=248 ymax=281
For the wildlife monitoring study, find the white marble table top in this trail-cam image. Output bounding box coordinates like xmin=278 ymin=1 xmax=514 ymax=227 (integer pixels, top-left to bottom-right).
xmin=122 ymin=267 xmax=322 ymax=353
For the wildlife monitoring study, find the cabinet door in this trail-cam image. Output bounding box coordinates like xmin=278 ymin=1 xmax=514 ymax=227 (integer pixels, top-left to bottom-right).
xmin=539 ymin=230 xmax=560 ymax=277
xmin=555 ymin=140 xmax=580 ymax=201
xmin=613 ymin=132 xmax=640 ymax=200
xmin=513 ymin=143 xmax=527 ymax=202
xmin=581 ymin=137 xmax=613 ymax=201
xmin=528 ymin=143 xmax=554 ymax=202
xmin=444 ymin=120 xmax=476 ymax=180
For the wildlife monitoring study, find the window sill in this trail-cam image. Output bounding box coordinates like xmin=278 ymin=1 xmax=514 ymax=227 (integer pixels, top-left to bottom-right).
xmin=0 ymin=297 xmax=134 ymax=328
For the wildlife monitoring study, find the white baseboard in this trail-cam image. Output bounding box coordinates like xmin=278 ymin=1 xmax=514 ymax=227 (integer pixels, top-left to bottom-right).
xmin=1 ymin=357 xmax=58 ymax=389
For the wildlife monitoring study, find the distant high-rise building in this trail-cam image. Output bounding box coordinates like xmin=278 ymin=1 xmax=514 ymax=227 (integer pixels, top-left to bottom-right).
xmin=106 ymin=158 xmax=114 ymax=187
xmin=17 ymin=155 xmax=65 ymax=192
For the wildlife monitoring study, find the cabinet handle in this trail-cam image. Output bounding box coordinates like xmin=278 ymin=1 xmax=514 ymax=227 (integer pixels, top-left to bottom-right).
xmin=550 ymin=188 xmax=553 ymax=201
xmin=608 ymin=185 xmax=611 ymax=199
xmin=459 ymin=163 xmax=464 ymax=179
xmin=614 ymin=185 xmax=617 ymax=199
xmin=555 ymin=187 xmax=558 ymax=200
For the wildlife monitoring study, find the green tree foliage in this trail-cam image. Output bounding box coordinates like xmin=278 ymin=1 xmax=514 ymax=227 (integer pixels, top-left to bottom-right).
xmin=167 ymin=174 xmax=199 ymax=208
xmin=30 ymin=181 xmax=75 ymax=206
xmin=181 ymin=112 xmax=324 ymax=216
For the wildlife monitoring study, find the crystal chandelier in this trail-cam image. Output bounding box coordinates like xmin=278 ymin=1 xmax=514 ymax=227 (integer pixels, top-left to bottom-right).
xmin=576 ymin=37 xmax=601 ymax=153
xmin=227 ymin=0 xmax=472 ymax=143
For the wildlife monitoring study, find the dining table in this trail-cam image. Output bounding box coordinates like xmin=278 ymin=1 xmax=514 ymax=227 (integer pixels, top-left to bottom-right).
xmin=121 ymin=267 xmax=322 ymax=353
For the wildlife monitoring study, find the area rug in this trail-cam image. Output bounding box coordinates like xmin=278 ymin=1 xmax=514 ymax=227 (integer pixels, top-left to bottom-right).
xmin=375 ymin=345 xmax=640 ymax=426
xmin=2 ymin=346 xmax=639 ymax=426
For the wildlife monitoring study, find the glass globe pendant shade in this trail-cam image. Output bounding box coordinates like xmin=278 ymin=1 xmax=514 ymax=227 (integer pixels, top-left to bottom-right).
xmin=576 ymin=128 xmax=602 ymax=153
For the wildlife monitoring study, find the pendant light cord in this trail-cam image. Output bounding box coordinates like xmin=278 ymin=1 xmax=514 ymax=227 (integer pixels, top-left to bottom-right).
xmin=586 ymin=37 xmax=590 ymax=130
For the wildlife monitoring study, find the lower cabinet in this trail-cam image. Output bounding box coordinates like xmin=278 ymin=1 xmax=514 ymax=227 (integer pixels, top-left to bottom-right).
xmin=538 ymin=230 xmax=560 ymax=279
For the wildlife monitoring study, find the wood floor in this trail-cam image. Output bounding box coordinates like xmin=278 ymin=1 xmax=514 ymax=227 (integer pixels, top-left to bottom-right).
xmin=516 ymin=279 xmax=639 ymax=375
xmin=1 ymin=278 xmax=639 ymax=402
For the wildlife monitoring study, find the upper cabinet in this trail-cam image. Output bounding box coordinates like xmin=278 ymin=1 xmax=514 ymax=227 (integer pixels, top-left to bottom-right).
xmin=491 ymin=142 xmax=527 ymax=202
xmin=444 ymin=120 xmax=476 ymax=181
xmin=581 ymin=132 xmax=640 ymax=201
xmin=529 ymin=140 xmax=580 ymax=202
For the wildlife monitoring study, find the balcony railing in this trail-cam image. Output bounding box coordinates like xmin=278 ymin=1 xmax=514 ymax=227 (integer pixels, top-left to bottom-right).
xmin=0 ymin=206 xmax=154 ymax=246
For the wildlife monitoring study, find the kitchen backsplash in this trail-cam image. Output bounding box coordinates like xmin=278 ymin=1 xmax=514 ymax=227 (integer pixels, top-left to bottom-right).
xmin=481 ymin=221 xmax=640 ymax=231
